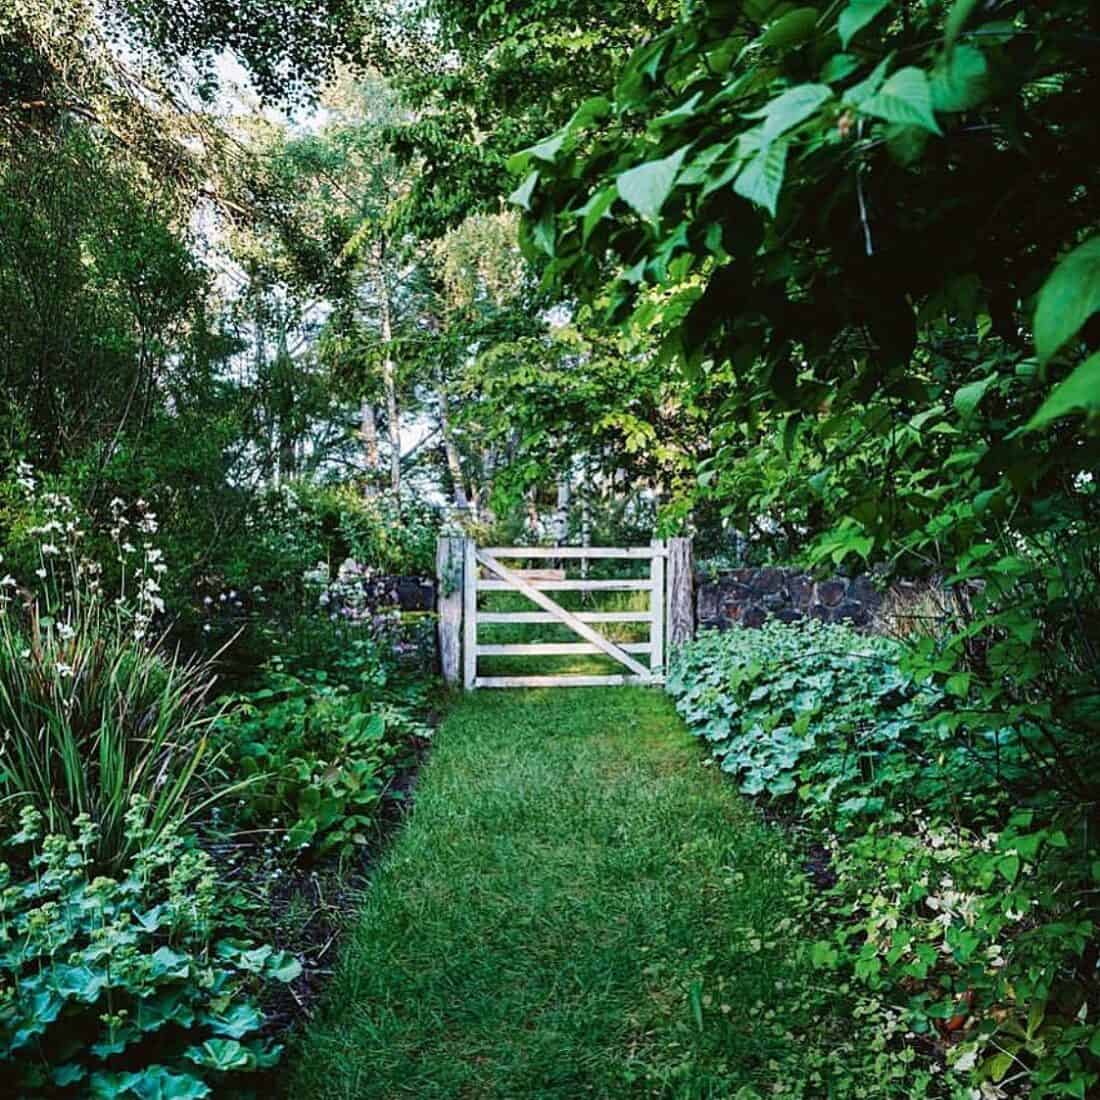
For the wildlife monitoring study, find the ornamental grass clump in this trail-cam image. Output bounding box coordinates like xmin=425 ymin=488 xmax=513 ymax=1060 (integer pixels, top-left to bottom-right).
xmin=0 ymin=474 xmax=222 ymax=866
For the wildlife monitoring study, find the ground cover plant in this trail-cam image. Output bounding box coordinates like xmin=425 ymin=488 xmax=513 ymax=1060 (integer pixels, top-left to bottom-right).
xmin=669 ymin=621 xmax=1099 ymax=1095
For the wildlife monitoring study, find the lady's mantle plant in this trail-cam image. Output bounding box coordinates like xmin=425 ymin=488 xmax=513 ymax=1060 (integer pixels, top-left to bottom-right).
xmin=0 ymin=802 xmax=300 ymax=1098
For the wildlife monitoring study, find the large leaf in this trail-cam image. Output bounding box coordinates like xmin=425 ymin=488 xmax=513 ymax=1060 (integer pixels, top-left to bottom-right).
xmin=953 ymin=373 xmax=997 ymax=420
xmin=734 ymin=140 xmax=789 ymax=216
xmin=1034 ymin=236 xmax=1100 ymax=363
xmin=931 ymin=44 xmax=988 ymax=111
xmin=747 ymin=84 xmax=832 ymax=144
xmin=1025 ymin=352 xmax=1100 ymax=430
xmin=508 ymin=171 xmax=539 ymax=212
xmin=860 ymin=67 xmax=941 ymax=133
xmin=837 ymin=0 xmax=891 ymax=48
xmin=842 ymin=56 xmax=891 ymax=107
xmin=576 ymin=186 xmax=618 ymax=243
xmin=762 ymin=7 xmax=819 ymax=48
xmin=615 ymin=146 xmax=688 ymax=226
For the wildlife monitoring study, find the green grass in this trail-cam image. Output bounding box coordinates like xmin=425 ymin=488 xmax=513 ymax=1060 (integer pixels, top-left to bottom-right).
xmin=288 ymin=682 xmax=810 ymax=1099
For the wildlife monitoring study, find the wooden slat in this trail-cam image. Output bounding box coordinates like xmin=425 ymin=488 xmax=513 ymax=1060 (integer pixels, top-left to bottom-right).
xmin=650 ymin=537 xmax=665 ymax=677
xmin=474 ymin=675 xmax=663 ymax=688
xmin=476 ymin=551 xmax=652 ymax=678
xmin=478 ymin=579 xmax=654 ymax=592
xmin=463 ymin=539 xmax=477 ymax=691
xmin=511 ymin=568 xmax=566 ymax=582
xmin=477 ymin=611 xmax=652 ymax=624
xmin=481 ymin=546 xmax=666 ymax=559
xmin=476 ymin=642 xmax=651 ymax=657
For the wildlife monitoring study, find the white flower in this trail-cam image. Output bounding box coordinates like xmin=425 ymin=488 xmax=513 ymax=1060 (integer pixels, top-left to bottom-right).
xmin=203 ymin=595 xmax=213 ymax=606
xmin=57 ymin=623 xmax=75 ymax=640
xmin=35 ymin=568 xmax=46 ymax=579
xmin=122 ymin=542 xmax=135 ymax=554
xmin=0 ymin=575 xmax=15 ymax=588
xmin=56 ymin=662 xmax=73 ymax=678
xmin=41 ymin=543 xmax=60 ymax=557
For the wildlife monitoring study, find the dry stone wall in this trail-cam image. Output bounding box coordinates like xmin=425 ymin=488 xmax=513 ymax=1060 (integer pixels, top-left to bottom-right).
xmin=696 ymin=568 xmax=882 ymax=631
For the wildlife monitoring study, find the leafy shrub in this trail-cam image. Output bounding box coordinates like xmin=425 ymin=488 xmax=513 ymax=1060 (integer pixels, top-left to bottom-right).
xmin=214 ymin=661 xmax=428 ymax=856
xmin=0 ymin=491 xmax=221 ymax=866
xmin=0 ymin=802 xmax=300 ymax=1098
xmin=669 ymin=622 xmax=953 ymax=828
xmin=669 ymin=622 xmax=1099 ymax=1096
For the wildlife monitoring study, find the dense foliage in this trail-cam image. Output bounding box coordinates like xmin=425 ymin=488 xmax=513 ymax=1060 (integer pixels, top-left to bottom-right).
xmin=0 ymin=806 xmax=300 ymax=1099
xmin=671 ymin=622 xmax=1098 ymax=1095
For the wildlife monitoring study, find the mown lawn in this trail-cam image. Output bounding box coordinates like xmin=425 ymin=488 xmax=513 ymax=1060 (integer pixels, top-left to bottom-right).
xmin=288 ymin=684 xmax=806 ymax=1099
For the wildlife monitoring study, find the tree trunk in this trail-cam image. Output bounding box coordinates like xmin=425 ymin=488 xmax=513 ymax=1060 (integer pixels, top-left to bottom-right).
xmin=438 ymin=383 xmax=470 ymax=512
xmin=360 ymin=399 xmax=379 ymax=488
xmin=374 ymin=250 xmax=401 ymax=496
xmin=553 ymin=477 xmax=571 ymax=543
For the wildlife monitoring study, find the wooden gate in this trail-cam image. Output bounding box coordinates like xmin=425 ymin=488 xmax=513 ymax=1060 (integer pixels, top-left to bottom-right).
xmin=435 ymin=539 xmax=694 ymax=690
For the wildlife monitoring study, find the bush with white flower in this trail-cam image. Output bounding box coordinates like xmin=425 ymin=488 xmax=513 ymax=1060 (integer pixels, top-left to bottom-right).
xmin=0 ymin=467 xmax=222 ymax=865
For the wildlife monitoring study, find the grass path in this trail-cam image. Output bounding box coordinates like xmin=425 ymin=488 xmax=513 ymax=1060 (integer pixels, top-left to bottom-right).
xmin=288 ymin=686 xmax=805 ymax=1099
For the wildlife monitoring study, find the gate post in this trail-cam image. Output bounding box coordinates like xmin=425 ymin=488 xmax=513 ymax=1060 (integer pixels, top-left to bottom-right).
xmin=436 ymin=536 xmax=463 ymax=686
xmin=666 ymin=537 xmax=695 ymax=653
xmin=463 ymin=538 xmax=478 ymax=690
xmin=649 ymin=538 xmax=666 ymax=678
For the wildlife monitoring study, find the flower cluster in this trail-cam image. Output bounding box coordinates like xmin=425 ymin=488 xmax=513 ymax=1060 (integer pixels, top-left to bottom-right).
xmin=307 ymin=558 xmax=401 ymax=628
xmin=2 ymin=467 xmax=171 ymax=645
xmin=107 ymin=497 xmax=166 ymax=639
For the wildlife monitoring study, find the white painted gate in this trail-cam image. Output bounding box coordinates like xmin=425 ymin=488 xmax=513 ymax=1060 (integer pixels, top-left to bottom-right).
xmin=463 ymin=543 xmax=668 ymax=689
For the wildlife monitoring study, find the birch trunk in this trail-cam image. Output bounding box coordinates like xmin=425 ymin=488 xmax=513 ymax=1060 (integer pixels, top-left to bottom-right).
xmin=376 ymin=261 xmax=401 ymax=496
xmin=360 ymin=400 xmax=379 ymax=487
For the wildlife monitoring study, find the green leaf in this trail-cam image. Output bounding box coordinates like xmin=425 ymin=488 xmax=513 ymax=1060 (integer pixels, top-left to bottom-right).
xmin=860 ymin=67 xmax=941 ymax=134
xmin=566 ymin=96 xmax=611 ymax=132
xmin=576 ymin=186 xmax=618 ymax=243
xmin=763 ymin=7 xmax=819 ymax=48
xmin=1025 ymin=352 xmax=1100 ymax=430
xmin=945 ymin=0 xmax=981 ymax=51
xmin=981 ymin=1051 xmax=1015 ymax=1082
xmin=204 ymin=1002 xmax=264 ymax=1039
xmin=931 ymin=44 xmax=988 ymax=111
xmin=837 ymin=0 xmax=891 ymax=48
xmin=185 ymin=1038 xmax=253 ymax=1071
xmin=734 ymin=140 xmax=789 ymax=216
xmin=821 ymin=53 xmax=861 ymax=83
xmin=651 ymin=91 xmax=704 ymax=130
xmin=1034 ymin=236 xmax=1100 ymax=364
xmin=953 ymin=372 xmax=996 ymax=420
xmin=616 ymin=146 xmax=688 ymax=226
xmin=747 ymin=84 xmax=832 ymax=144
xmin=843 ymin=56 xmax=891 ymax=106
xmin=264 ymin=949 xmax=303 ymax=983
xmin=149 ymin=946 xmax=191 ymax=981
xmin=508 ymin=171 xmax=539 ymax=212
xmin=997 ymin=854 xmax=1021 ymax=882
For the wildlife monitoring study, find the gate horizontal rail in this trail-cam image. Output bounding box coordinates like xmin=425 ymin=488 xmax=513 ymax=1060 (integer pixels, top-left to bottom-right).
xmin=477 ymin=579 xmax=655 ymax=592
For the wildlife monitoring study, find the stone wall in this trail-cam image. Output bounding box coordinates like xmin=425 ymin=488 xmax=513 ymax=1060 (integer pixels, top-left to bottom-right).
xmin=388 ymin=575 xmax=436 ymax=612
xmin=696 ymin=567 xmax=882 ymax=630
